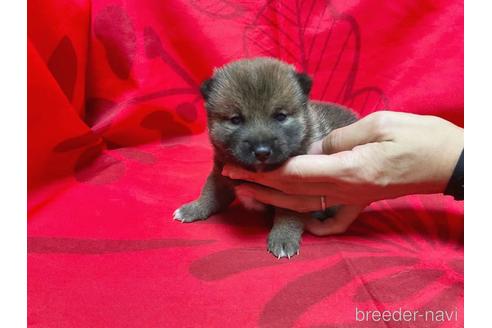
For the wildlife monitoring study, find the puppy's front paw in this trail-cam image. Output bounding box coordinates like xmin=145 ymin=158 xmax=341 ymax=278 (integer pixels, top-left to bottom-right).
xmin=267 ymin=233 xmax=300 ymax=259
xmin=173 ymin=201 xmax=211 ymax=223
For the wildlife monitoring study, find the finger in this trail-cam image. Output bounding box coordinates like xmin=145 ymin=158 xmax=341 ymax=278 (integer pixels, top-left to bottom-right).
xmin=236 ymin=180 xmax=353 ymax=204
xmin=223 ymin=164 xmax=337 ymax=197
xmin=261 ymin=181 xmax=350 ymax=202
xmin=226 ymin=166 xmax=356 ymax=203
xmin=307 ymin=139 xmax=324 ymax=155
xmin=224 ymin=153 xmax=356 ymax=183
xmin=321 ymin=111 xmax=392 ymax=154
xmin=222 ymin=165 xmax=261 ymax=181
xmin=303 ymin=204 xmax=364 ymax=236
xmin=235 ymin=184 xmax=335 ymax=213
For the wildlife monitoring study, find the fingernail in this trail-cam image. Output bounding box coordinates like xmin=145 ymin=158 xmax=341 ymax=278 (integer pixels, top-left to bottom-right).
xmin=228 ymin=169 xmax=245 ymax=180
xmin=235 ymin=186 xmax=253 ymax=197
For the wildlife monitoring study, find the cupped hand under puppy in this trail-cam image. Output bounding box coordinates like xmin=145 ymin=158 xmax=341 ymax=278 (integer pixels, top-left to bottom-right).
xmin=223 ymin=111 xmax=464 ymax=236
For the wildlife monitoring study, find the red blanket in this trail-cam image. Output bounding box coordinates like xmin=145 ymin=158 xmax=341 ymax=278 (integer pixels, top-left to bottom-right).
xmin=28 ymin=1 xmax=463 ymax=327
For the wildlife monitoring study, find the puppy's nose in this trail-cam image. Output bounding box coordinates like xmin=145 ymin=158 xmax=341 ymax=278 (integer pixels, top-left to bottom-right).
xmin=254 ymin=145 xmax=272 ymax=162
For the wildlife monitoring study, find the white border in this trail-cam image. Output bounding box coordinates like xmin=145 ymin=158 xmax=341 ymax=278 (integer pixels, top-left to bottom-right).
xmin=465 ymin=0 xmax=492 ymax=326
xmin=0 ymin=1 xmax=27 ymax=327
xmin=0 ymin=0 xmax=486 ymax=326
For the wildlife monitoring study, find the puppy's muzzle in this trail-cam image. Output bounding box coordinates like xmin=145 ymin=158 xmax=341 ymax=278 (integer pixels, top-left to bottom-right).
xmin=254 ymin=145 xmax=272 ymax=162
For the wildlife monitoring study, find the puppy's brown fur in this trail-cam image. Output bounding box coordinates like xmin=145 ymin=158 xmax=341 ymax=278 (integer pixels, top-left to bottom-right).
xmin=174 ymin=58 xmax=357 ymax=258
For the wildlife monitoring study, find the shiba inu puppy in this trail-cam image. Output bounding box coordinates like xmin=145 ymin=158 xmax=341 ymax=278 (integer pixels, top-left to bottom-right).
xmin=174 ymin=57 xmax=356 ymax=258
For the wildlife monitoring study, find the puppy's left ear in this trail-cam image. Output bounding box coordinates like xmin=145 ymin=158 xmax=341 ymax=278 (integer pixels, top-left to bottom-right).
xmin=200 ymin=78 xmax=215 ymax=101
xmin=295 ymin=72 xmax=312 ymax=96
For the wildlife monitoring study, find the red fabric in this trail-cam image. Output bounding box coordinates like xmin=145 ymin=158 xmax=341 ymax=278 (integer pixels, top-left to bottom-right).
xmin=28 ymin=1 xmax=463 ymax=327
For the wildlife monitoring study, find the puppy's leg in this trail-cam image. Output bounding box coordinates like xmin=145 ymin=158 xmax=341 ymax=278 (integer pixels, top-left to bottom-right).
xmin=268 ymin=208 xmax=304 ymax=259
xmin=173 ymin=164 xmax=235 ymax=223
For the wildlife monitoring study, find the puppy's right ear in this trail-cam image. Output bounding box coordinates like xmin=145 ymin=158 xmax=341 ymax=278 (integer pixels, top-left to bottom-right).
xmin=200 ymin=78 xmax=215 ymax=101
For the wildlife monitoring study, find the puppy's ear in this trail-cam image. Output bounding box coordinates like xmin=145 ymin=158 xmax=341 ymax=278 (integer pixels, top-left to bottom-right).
xmin=295 ymin=72 xmax=312 ymax=96
xmin=200 ymin=78 xmax=215 ymax=101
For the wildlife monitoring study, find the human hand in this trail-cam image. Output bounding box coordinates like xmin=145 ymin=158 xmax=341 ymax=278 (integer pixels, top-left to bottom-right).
xmin=222 ymin=111 xmax=464 ymax=235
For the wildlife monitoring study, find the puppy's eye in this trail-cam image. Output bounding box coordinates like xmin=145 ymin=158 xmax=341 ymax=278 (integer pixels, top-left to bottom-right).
xmin=273 ymin=113 xmax=287 ymax=122
xmin=230 ymin=115 xmax=243 ymax=125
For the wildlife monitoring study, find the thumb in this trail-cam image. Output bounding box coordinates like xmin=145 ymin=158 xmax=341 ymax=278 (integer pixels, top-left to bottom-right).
xmin=304 ymin=204 xmax=365 ymax=236
xmin=321 ymin=111 xmax=390 ymax=154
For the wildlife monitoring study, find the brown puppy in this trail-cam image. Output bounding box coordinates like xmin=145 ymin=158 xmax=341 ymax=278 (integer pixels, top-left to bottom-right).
xmin=173 ymin=57 xmax=357 ymax=258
